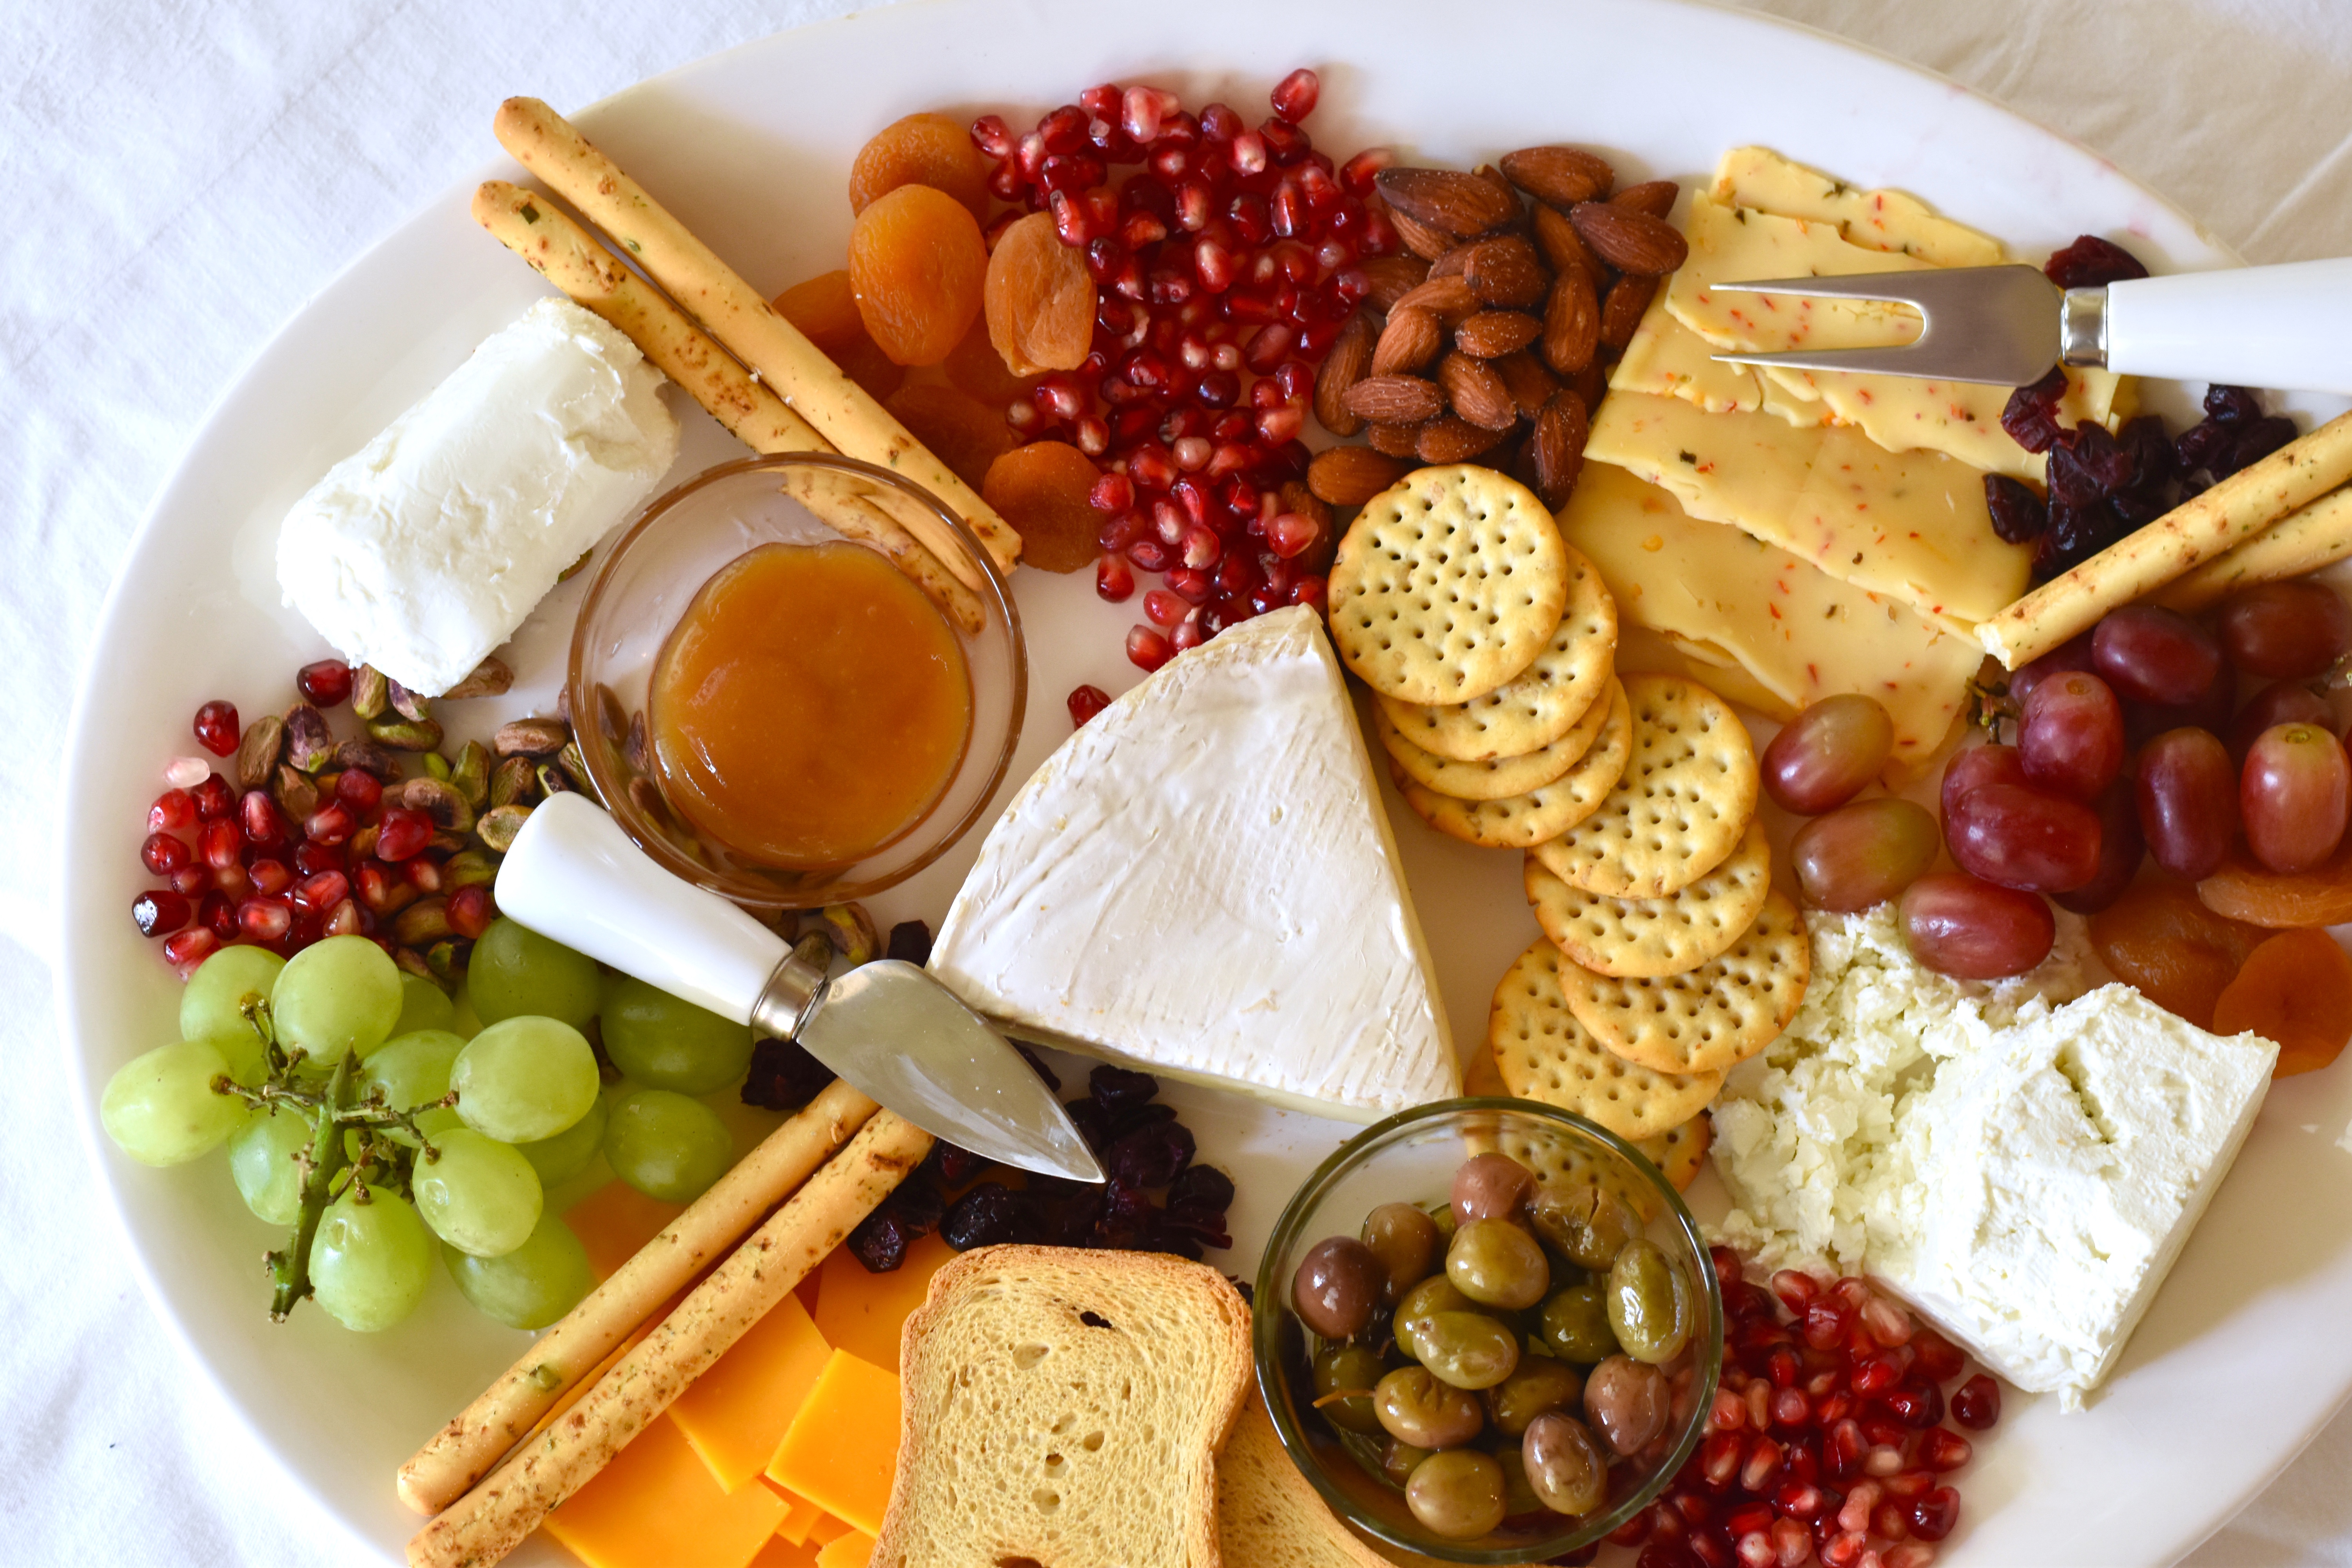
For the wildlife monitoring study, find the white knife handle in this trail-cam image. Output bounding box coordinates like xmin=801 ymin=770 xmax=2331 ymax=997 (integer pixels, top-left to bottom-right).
xmin=2102 ymin=258 xmax=2352 ymax=394
xmin=492 ymin=792 xmax=785 ymax=1026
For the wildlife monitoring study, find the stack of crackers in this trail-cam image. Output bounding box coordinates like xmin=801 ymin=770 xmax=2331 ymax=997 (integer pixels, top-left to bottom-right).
xmin=1327 ymin=464 xmax=1811 ymax=1185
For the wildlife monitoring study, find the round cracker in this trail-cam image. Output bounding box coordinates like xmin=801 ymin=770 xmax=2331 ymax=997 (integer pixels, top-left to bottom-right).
xmin=1374 ymin=666 xmax=1614 ymax=800
xmin=1487 ymin=937 xmax=1721 ymax=1142
xmin=1556 ymin=890 xmax=1810 ymax=1076
xmin=1374 ymin=548 xmax=1618 ymax=761
xmin=1394 ymin=681 xmax=1631 ymax=848
xmin=1327 ymin=464 xmax=1570 ymax=705
xmin=1526 ymin=820 xmax=1773 ymax=979
xmin=1529 ymin=672 xmax=1760 ymax=899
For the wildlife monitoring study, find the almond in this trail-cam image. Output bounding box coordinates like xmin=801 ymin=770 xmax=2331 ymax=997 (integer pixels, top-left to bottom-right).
xmin=1491 ymin=350 xmax=1563 ymax=420
xmin=1375 ymin=167 xmax=1523 ymax=238
xmin=1342 ymin=374 xmax=1446 ymax=424
xmin=1390 ymin=273 xmax=1478 ymax=325
xmin=1308 ymin=445 xmax=1414 ymax=507
xmin=1572 ymin=359 xmax=1608 ymax=410
xmin=1365 ymin=421 xmax=1424 ymax=458
xmin=1610 ymin=180 xmax=1681 ymax=220
xmin=1499 ymin=145 xmax=1615 ymax=209
xmin=1372 ymin=306 xmax=1444 ymax=377
xmin=1601 ymin=272 xmax=1659 ymax=350
xmin=1387 ymin=205 xmax=1456 ymax=261
xmin=1428 ymin=245 xmax=1471 ymax=280
xmin=1416 ymin=413 xmax=1511 ymax=465
xmin=1529 ymin=390 xmax=1590 ymax=509
xmin=1568 ymin=201 xmax=1688 ymax=276
xmin=1455 ymin=310 xmax=1542 ymax=359
xmin=1361 ymin=254 xmax=1433 ymax=311
xmin=1542 ymin=266 xmax=1601 ymax=376
xmin=1463 ymin=235 xmax=1547 ymax=309
xmin=1315 ymin=312 xmax=1376 ymax=437
xmin=1532 ymin=203 xmax=1604 ymax=279
xmin=1437 ymin=352 xmax=1519 ymax=432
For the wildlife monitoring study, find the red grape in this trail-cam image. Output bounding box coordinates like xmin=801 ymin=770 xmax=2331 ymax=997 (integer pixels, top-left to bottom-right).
xmin=2020 ymin=671 xmax=2125 ymax=801
xmin=1942 ymin=744 xmax=2028 ymax=825
xmin=1947 ymin=782 xmax=2103 ymax=892
xmin=1791 ymin=798 xmax=1939 ymax=911
xmin=2008 ymin=632 xmax=2096 ymax=711
xmin=2242 ymin=724 xmax=2351 ymax=873
xmin=2218 ymin=580 xmax=2352 ymax=680
xmin=1761 ymin=694 xmax=1895 ymax=815
xmin=2230 ymin=680 xmax=2333 ymax=764
xmin=2053 ymin=776 xmax=2143 ymax=914
xmin=2123 ymin=656 xmax=2236 ymax=750
xmin=1901 ymin=872 xmax=2057 ymax=979
xmin=2138 ymin=728 xmax=2239 ymax=879
xmin=2094 ymin=606 xmax=2222 ymax=706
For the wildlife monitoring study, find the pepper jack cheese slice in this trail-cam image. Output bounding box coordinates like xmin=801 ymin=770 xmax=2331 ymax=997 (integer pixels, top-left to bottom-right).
xmin=1710 ymin=146 xmax=2006 ymax=267
xmin=928 ymin=605 xmax=1457 ymax=1119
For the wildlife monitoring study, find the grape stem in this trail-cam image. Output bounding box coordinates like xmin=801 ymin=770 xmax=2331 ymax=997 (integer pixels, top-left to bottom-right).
xmin=1967 ymin=677 xmax=2018 ymax=741
xmin=267 ymin=1047 xmax=354 ymax=1320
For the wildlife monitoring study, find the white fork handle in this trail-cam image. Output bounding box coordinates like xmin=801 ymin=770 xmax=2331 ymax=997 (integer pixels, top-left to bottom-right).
xmin=2104 ymin=258 xmax=2352 ymax=394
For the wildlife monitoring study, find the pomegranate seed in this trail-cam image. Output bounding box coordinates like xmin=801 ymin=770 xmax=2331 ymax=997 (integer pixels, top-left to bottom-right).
xmin=447 ymin=884 xmax=495 ymax=940
xmin=1701 ymin=1431 xmax=1744 ymax=1487
xmin=1074 ymin=415 xmax=1110 ymax=456
xmin=402 ymin=856 xmax=443 ymax=894
xmin=322 ymin=898 xmax=363 ymax=938
xmin=1165 ymin=566 xmax=1212 ymax=605
xmin=1909 ymin=1329 xmax=1965 ymax=1383
xmin=1864 ymin=1445 xmax=1907 ymax=1478
xmin=162 ymin=927 xmax=220 ymax=975
xmin=1172 ymin=435 xmax=1213 ymax=472
xmin=1171 ymin=610 xmax=1207 ymax=652
xmin=1710 ymin=1389 xmax=1747 ymax=1432
xmin=192 ymin=700 xmax=240 ymax=757
xmin=1744 ymin=1380 xmax=1772 ymax=1431
xmin=1288 ymin=575 xmax=1328 ymax=612
xmin=1760 ymin=1386 xmax=1807 ymax=1430
xmin=1088 ymin=473 xmax=1134 ymax=515
xmin=1064 ymin=684 xmax=1115 ymax=728
xmin=141 ymin=832 xmax=191 ymax=876
xmin=1126 ymin=625 xmax=1173 ymax=671
xmin=1950 ymin=1375 xmax=2000 ymax=1430
xmin=1690 ymin=1534 xmax=1733 ymax=1568
xmin=1860 ymin=1294 xmax=1915 ymax=1346
xmin=296 ymin=660 xmax=354 ymax=707
xmin=1724 ymin=1503 xmax=1775 ymax=1539
xmin=1771 ymin=1518 xmax=1810 ymax=1567
xmin=163 ymin=756 xmax=212 ymax=790
xmin=376 ymin=808 xmax=432 ymax=862
xmin=1764 ymin=1346 xmax=1800 ymax=1390
xmin=1874 ymin=1500 xmax=1911 ymax=1540
xmin=1735 ymin=1532 xmax=1775 ymax=1568
xmin=1819 ymin=1532 xmax=1867 ymax=1568
xmin=1882 ymin=1469 xmax=1934 ymax=1503
xmin=1096 ymin=554 xmax=1136 ymax=602
xmin=293 ymin=840 xmax=344 ymax=876
xmin=192 ymin=774 xmax=234 ymax=820
xmin=305 ymin=802 xmax=355 ymax=845
xmin=238 ymin=897 xmax=292 ymax=942
xmin=1007 ymin=397 xmax=1043 ymax=434
xmin=1773 ymin=1481 xmax=1824 ymax=1520
xmin=1741 ymin=1435 xmax=1784 ymax=1492
xmin=1909 ymin=1486 xmax=1960 ymax=1542
xmin=170 ymin=864 xmax=207 ymax=893
xmin=294 ymin=871 xmax=350 ymax=913
xmin=1887 ymin=1546 xmax=1938 ymax=1568
xmin=132 ymin=890 xmax=192 ymax=938
xmin=1610 ymin=1505 xmax=1658 ymax=1548
xmin=248 ymin=858 xmax=292 ymax=897
xmin=1916 ymin=1427 xmax=1973 ymax=1472
xmin=354 ymin=863 xmax=396 ymax=913
xmin=1709 ymin=1245 xmax=1744 ymax=1288
xmin=1256 ymin=403 xmax=1306 ymax=444
xmin=1889 ymin=1379 xmax=1945 ymax=1429
xmin=1180 ymin=524 xmax=1223 ymax=569
xmin=1850 ymin=1354 xmax=1902 ymax=1395
xmin=1144 ymin=589 xmax=1187 ymax=628
xmin=240 ymin=790 xmax=287 ymax=848
xmin=1636 ymin=1543 xmax=1691 ymax=1568
xmin=1672 ymin=1491 xmax=1714 ymax=1528
xmin=1128 ymin=537 xmax=1176 ymax=573
xmin=1835 ymin=1482 xmax=1880 ymax=1535
xmin=1338 ymin=146 xmax=1393 ymax=194
xmin=1825 ymin=1419 xmax=1866 ymax=1480
xmin=149 ymin=789 xmax=196 ymax=832
xmin=200 ymin=820 xmax=242 ymax=870
xmin=1771 ymin=1270 xmax=1820 ymax=1314
xmin=1816 ymin=1392 xmax=1853 ymax=1424
xmin=1268 ymin=67 xmax=1319 ymax=123
xmin=198 ymin=890 xmax=237 ymax=940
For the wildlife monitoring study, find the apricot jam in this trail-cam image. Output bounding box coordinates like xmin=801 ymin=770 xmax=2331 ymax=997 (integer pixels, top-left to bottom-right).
xmin=649 ymin=541 xmax=972 ymax=869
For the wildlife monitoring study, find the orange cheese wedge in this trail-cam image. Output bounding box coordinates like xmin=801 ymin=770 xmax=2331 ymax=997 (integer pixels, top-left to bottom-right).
xmin=564 ymin=1179 xmax=688 ymax=1281
xmin=749 ymin=1534 xmax=822 ymax=1568
xmin=811 ymin=1232 xmax=957 ymax=1373
xmin=814 ymin=1534 xmax=875 ymax=1568
xmin=544 ymin=1409 xmax=784 ymax=1568
xmin=767 ymin=1351 xmax=901 ymax=1537
xmin=670 ymin=1292 xmax=833 ymax=1491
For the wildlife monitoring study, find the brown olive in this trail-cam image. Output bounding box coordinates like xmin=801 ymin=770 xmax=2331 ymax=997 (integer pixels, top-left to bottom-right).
xmin=1361 ymin=1201 xmax=1441 ymax=1303
xmin=1537 ymin=1281 xmax=1617 ymax=1363
xmin=1582 ymin=1354 xmax=1670 ymax=1455
xmin=1406 ymin=1448 xmax=1508 ymax=1540
xmin=1374 ymin=1365 xmax=1486 ymax=1449
xmin=1446 ymin=1217 xmax=1550 ymax=1310
xmin=1522 ymin=1411 xmax=1608 ymax=1515
xmin=1413 ymin=1310 xmax=1521 ymax=1390
xmin=1527 ymin=1182 xmax=1639 ymax=1271
xmin=1312 ymin=1344 xmax=1391 ymax=1436
xmin=1382 ymin=1439 xmax=1433 ymax=1487
xmin=1291 ymin=1235 xmax=1386 ymax=1341
xmin=1451 ymin=1152 xmax=1536 ymax=1225
xmin=1484 ymin=1356 xmax=1584 ymax=1437
xmin=1394 ymin=1273 xmax=1473 ymax=1345
xmin=1606 ymin=1238 xmax=1691 ymax=1364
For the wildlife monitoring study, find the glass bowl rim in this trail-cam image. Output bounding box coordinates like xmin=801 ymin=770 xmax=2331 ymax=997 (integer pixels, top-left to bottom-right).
xmin=1251 ymin=1094 xmax=1725 ymax=1562
xmin=565 ymin=449 xmax=1028 ymax=910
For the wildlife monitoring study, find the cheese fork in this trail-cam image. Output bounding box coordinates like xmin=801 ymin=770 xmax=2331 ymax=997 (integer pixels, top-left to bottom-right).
xmin=1708 ymin=256 xmax=2352 ymax=394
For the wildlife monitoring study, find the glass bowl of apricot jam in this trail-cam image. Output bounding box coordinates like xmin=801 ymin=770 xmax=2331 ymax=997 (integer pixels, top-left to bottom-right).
xmin=569 ymin=452 xmax=1025 ymax=912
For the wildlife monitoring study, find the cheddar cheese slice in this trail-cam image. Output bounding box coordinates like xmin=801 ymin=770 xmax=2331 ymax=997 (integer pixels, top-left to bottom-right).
xmin=812 ymin=1232 xmax=957 ymax=1374
xmin=815 ymin=1535 xmax=876 ymax=1568
xmin=767 ymin=1351 xmax=902 ymax=1538
xmin=669 ymin=1292 xmax=833 ymax=1492
xmin=750 ymin=1535 xmax=822 ymax=1568
xmin=545 ymin=1411 xmax=786 ymax=1568
xmin=565 ymin=1179 xmax=686 ymax=1282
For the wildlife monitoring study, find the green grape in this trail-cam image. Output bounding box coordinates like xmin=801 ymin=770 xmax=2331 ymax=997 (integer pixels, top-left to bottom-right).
xmin=413 ymin=1128 xmax=544 ymax=1258
xmin=100 ymin=1040 xmax=244 ymax=1166
xmin=363 ymin=1030 xmax=465 ymax=1112
xmin=272 ymin=935 xmax=403 ymax=1066
xmin=466 ymin=918 xmax=600 ymax=1029
xmin=451 ymin=1016 xmax=600 ymax=1143
xmin=601 ymin=975 xmax=754 ymax=1095
xmin=229 ymin=1106 xmax=314 ymax=1225
xmin=451 ymin=982 xmax=485 ymax=1040
xmin=178 ymin=945 xmax=286 ymax=1084
xmin=309 ymin=1189 xmax=433 ymax=1332
xmin=604 ymin=1088 xmax=733 ymax=1203
xmin=516 ymin=1092 xmax=609 ymax=1186
xmin=446 ymin=1213 xmax=595 ymax=1330
xmin=392 ymin=973 xmax=456 ymax=1038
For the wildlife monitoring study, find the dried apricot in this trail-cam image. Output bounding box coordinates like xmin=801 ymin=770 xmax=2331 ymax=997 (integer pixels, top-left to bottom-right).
xmin=2212 ymin=927 xmax=2352 ymax=1075
xmin=984 ymin=211 xmax=1094 ymax=376
xmin=849 ymin=112 xmax=989 ymax=218
xmin=982 ymin=442 xmax=1100 ymax=573
xmin=944 ymin=315 xmax=1041 ymax=408
xmin=831 ymin=333 xmax=906 ymax=404
xmin=774 ymin=270 xmax=904 ymax=401
xmin=2088 ymin=873 xmax=2266 ymax=1030
xmin=2200 ymin=836 xmax=2352 ymax=927
xmin=884 ymin=383 xmax=1018 ymax=494
xmin=848 ymin=183 xmax=989 ymax=368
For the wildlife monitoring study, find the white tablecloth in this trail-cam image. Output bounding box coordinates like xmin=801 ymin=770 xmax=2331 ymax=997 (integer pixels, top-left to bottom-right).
xmin=8 ymin=2 xmax=2350 ymax=1563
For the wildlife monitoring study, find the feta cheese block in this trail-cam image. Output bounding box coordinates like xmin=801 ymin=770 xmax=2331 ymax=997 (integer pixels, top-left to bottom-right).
xmin=276 ymin=297 xmax=680 ymax=694
xmin=1712 ymin=906 xmax=2277 ymax=1410
xmin=927 ymin=605 xmax=1457 ymax=1119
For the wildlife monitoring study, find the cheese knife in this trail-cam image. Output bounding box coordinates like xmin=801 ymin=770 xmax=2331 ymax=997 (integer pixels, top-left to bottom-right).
xmin=494 ymin=792 xmax=1105 ymax=1183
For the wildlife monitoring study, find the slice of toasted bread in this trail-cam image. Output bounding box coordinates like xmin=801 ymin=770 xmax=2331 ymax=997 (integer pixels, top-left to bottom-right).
xmin=872 ymin=1245 xmax=1253 ymax=1568
xmin=1216 ymin=1394 xmax=1392 ymax=1568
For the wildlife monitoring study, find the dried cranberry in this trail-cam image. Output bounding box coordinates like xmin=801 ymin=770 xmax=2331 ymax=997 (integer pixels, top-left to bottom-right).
xmin=1038 ymin=1186 xmax=1107 ymax=1247
xmin=740 ymin=1038 xmax=835 ymax=1109
xmin=2117 ymin=415 xmax=2177 ymax=492
xmin=1106 ymin=1120 xmax=1196 ymax=1187
xmin=920 ymin=1141 xmax=988 ymax=1191
xmin=884 ymin=920 xmax=933 ymax=965
xmin=2205 ymin=383 xmax=2265 ymax=425
xmin=942 ymin=1181 xmax=1044 ymax=1249
xmin=1014 ymin=1042 xmax=1062 ymax=1093
xmin=1999 ymin=366 xmax=2069 ymax=455
xmin=1167 ymin=1163 xmax=1236 ymax=1212
xmin=1062 ymin=1096 xmax=1113 ymax=1151
xmin=847 ymin=1210 xmax=910 ymax=1272
xmin=1161 ymin=1206 xmax=1233 ymax=1250
xmin=1089 ymin=1063 xmax=1160 ymax=1113
xmin=2175 ymin=417 xmax=2235 ymax=476
xmin=2111 ymin=486 xmax=2169 ymax=527
xmin=883 ymin=1178 xmax=946 ymax=1238
xmin=2042 ymin=234 xmax=2149 ymax=290
xmin=2034 ymin=495 xmax=2121 ymax=578
xmin=1091 ymin=1180 xmax=1162 ymax=1249
xmin=1982 ymin=474 xmax=2049 ymax=544
xmin=2049 ymin=423 xmax=2133 ymax=504
xmin=2229 ymin=414 xmax=2298 ymax=475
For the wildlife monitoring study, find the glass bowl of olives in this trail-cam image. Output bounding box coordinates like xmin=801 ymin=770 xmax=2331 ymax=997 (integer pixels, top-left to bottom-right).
xmin=1253 ymin=1098 xmax=1722 ymax=1561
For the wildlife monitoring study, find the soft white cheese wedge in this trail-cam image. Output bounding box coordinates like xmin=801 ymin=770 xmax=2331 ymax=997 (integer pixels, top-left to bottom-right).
xmin=927 ymin=605 xmax=1457 ymax=1120
xmin=276 ymin=298 xmax=680 ymax=694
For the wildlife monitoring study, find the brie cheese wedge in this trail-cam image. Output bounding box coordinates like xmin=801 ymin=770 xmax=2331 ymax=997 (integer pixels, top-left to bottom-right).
xmin=928 ymin=605 xmax=1458 ymax=1120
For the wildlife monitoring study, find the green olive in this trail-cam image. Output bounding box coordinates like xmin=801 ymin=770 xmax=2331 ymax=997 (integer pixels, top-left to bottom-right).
xmin=1373 ymin=1365 xmax=1486 ymax=1449
xmin=1312 ymin=1344 xmax=1391 ymax=1436
xmin=1484 ymin=1356 xmax=1584 ymax=1437
xmin=1394 ymin=1274 xmax=1474 ymax=1360
xmin=1522 ymin=1411 xmax=1608 ymax=1515
xmin=1406 ymin=1449 xmax=1508 ymax=1540
xmin=1528 ymin=1183 xmax=1639 ymax=1271
xmin=1606 ymin=1238 xmax=1691 ymax=1364
xmin=1445 ymin=1218 xmax=1550 ymax=1310
xmin=1414 ymin=1310 xmax=1521 ymax=1390
xmin=1492 ymin=1443 xmax=1543 ymax=1518
xmin=1382 ymin=1439 xmax=1433 ymax=1487
xmin=1537 ymin=1282 xmax=1618 ymax=1363
xmin=1361 ymin=1201 xmax=1441 ymax=1303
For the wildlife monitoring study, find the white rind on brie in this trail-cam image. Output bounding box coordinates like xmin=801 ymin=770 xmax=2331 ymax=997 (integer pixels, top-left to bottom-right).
xmin=927 ymin=605 xmax=1458 ymax=1120
xmin=276 ymin=297 xmax=681 ymax=695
